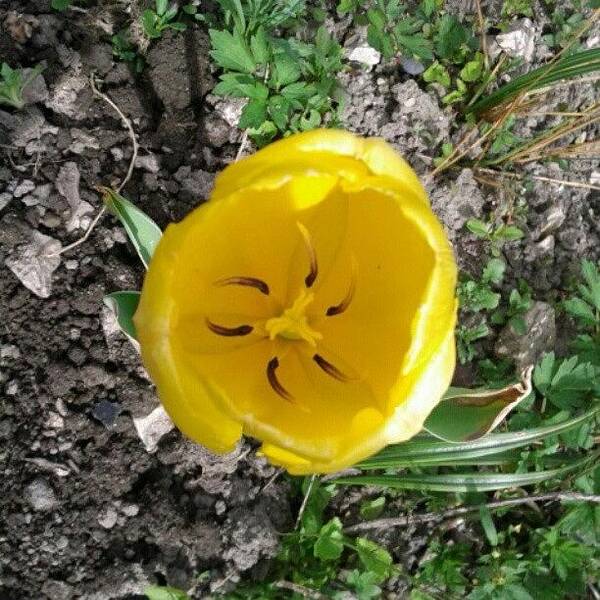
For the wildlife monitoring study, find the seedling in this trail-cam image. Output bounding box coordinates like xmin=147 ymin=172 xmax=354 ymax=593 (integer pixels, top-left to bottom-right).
xmin=142 ymin=0 xmax=187 ymax=40
xmin=0 ymin=63 xmax=44 ymax=110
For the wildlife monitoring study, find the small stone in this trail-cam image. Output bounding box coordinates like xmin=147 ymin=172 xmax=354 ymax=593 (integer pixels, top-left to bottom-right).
xmin=537 ymin=206 xmax=565 ymax=238
xmin=110 ymin=147 xmax=124 ymax=161
xmin=346 ymin=45 xmax=381 ymax=67
xmin=6 ymin=230 xmax=62 ymax=298
xmin=496 ymin=19 xmax=536 ymax=62
xmin=1 ymin=345 xmax=21 ymax=360
xmin=13 ymin=179 xmax=36 ymax=198
xmin=56 ymin=162 xmax=93 ymax=232
xmin=6 ymin=381 xmax=18 ymax=395
xmin=215 ymin=500 xmax=227 ymax=515
xmin=46 ymin=412 xmax=64 ymax=429
xmin=0 ymin=192 xmax=11 ymax=211
xmin=122 ymin=503 xmax=139 ymax=517
xmin=590 ymin=170 xmax=600 ymax=186
xmin=495 ymin=301 xmax=556 ymax=370
xmin=203 ymin=113 xmax=231 ymax=147
xmin=400 ymin=57 xmax=425 ymax=75
xmin=65 ymin=259 xmax=78 ymax=270
xmin=97 ymin=506 xmax=118 ymax=529
xmin=133 ymin=405 xmax=175 ymax=453
xmin=91 ymin=400 xmax=122 ymax=429
xmin=135 ymin=153 xmax=161 ymax=173
xmin=25 ymin=478 xmax=59 ymax=512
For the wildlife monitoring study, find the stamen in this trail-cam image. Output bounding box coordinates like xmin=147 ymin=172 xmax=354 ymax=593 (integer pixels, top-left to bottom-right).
xmin=206 ymin=318 xmax=253 ymax=337
xmin=214 ymin=276 xmax=270 ymax=296
xmin=326 ymin=257 xmax=357 ymax=317
xmin=266 ymin=357 xmax=293 ymax=401
xmin=313 ymin=353 xmax=351 ymax=382
xmin=297 ymin=222 xmax=318 ymax=288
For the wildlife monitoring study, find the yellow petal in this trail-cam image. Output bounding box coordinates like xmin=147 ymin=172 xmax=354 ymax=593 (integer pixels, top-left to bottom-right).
xmin=212 ymin=129 xmax=428 ymax=205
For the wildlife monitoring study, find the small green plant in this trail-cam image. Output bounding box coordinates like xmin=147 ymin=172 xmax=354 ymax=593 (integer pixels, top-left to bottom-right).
xmin=142 ymin=0 xmax=187 ymax=40
xmin=466 ymin=217 xmax=524 ymax=257
xmin=491 ymin=280 xmax=533 ymax=335
xmin=145 ymin=586 xmax=190 ymax=600
xmin=111 ymin=31 xmax=145 ymax=73
xmin=51 ymin=0 xmax=73 ymax=10
xmin=209 ymin=0 xmax=343 ymax=145
xmin=0 ymin=63 xmax=44 ymax=110
xmin=501 ymin=0 xmax=534 ymax=18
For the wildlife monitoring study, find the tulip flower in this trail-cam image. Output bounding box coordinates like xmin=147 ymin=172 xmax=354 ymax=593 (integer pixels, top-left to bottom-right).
xmin=134 ymin=129 xmax=457 ymax=474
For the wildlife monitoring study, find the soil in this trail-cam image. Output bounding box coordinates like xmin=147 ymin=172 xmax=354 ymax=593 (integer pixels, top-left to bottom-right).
xmin=0 ymin=2 xmax=598 ymax=599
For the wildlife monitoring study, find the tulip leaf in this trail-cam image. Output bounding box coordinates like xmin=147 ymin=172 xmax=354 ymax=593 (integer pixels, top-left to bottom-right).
xmin=335 ymin=450 xmax=599 ymax=492
xmin=424 ymin=366 xmax=533 ymax=442
xmin=103 ymin=290 xmax=140 ymax=344
xmin=101 ymin=187 xmax=162 ymax=269
xmin=358 ymin=404 xmax=600 ymax=469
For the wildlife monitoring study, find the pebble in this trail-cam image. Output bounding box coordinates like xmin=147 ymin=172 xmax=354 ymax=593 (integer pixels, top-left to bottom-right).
xmin=25 ymin=478 xmax=59 ymax=512
xmin=97 ymin=507 xmax=118 ymax=529
xmin=91 ymin=400 xmax=122 ymax=429
xmin=122 ymin=504 xmax=139 ymax=517
xmin=13 ymin=179 xmax=36 ymax=198
xmin=133 ymin=405 xmax=175 ymax=453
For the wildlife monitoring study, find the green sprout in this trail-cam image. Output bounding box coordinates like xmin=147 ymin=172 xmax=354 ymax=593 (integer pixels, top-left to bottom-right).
xmin=0 ymin=63 xmax=44 ymax=110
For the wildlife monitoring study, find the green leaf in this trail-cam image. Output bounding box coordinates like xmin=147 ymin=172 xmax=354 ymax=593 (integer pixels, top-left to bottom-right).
xmin=155 ymin=0 xmax=168 ymax=16
xmin=209 ymin=28 xmax=256 ymax=73
xmin=300 ymin=108 xmax=321 ymax=131
xmin=103 ymin=291 xmax=141 ymax=343
xmin=420 ymin=0 xmax=436 ymax=18
xmin=423 ymin=61 xmax=451 ymax=87
xmin=145 ymin=586 xmax=190 ymax=600
xmin=250 ymin=27 xmax=270 ymax=65
xmin=482 ymin=258 xmax=506 ymax=285
xmin=239 ymin=98 xmax=267 ymax=129
xmin=580 ymin=259 xmax=600 ymax=311
xmin=51 ymin=0 xmax=72 ymax=10
xmin=359 ymin=496 xmax=386 ymax=520
xmin=564 ymin=298 xmax=596 ymax=327
xmin=213 ymin=73 xmax=268 ymax=99
xmin=460 ymin=57 xmax=484 ymax=82
xmin=396 ymin=34 xmax=433 ymax=61
xmin=102 ymin=188 xmax=162 ymax=269
xmin=424 ymin=367 xmax=533 ymax=442
xmin=142 ymin=10 xmax=160 ymax=38
xmin=334 ymin=450 xmax=600 ymax=492
xmin=466 ymin=218 xmax=491 ymax=238
xmin=355 ymin=538 xmax=394 ymax=582
xmin=479 ymin=506 xmax=498 ymax=546
xmin=494 ymin=224 xmax=524 ymax=241
xmin=271 ymin=49 xmax=301 ymax=87
xmin=281 ymin=82 xmax=315 ymax=102
xmin=358 ymin=404 xmax=600 ymax=469
xmin=434 ymin=14 xmax=469 ymax=60
xmin=313 ymin=517 xmax=344 ymax=561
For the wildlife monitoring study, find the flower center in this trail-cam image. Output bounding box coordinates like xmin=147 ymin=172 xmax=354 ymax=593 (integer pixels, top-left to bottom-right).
xmin=265 ymin=289 xmax=322 ymax=347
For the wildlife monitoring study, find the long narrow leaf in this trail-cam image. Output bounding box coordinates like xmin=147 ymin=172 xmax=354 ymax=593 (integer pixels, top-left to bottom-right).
xmin=357 ymin=404 xmax=599 ymax=469
xmin=102 ymin=187 xmax=162 ymax=269
xmin=468 ymin=49 xmax=600 ymax=117
xmin=103 ymin=290 xmax=141 ymax=345
xmin=335 ymin=451 xmax=599 ymax=492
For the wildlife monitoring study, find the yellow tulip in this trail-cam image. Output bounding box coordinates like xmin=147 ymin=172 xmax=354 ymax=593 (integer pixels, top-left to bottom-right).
xmin=134 ymin=129 xmax=457 ymax=474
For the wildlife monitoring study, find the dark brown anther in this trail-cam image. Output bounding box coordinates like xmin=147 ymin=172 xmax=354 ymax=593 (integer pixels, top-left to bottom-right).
xmin=214 ymin=276 xmax=270 ymax=296
xmin=313 ymin=354 xmax=350 ymax=382
xmin=297 ymin=222 xmax=318 ymax=288
xmin=326 ymin=258 xmax=357 ymax=316
xmin=267 ymin=357 xmax=293 ymax=401
xmin=206 ymin=318 xmax=253 ymax=337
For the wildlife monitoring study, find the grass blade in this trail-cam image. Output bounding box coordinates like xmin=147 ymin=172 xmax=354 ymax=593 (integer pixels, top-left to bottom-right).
xmin=468 ymin=49 xmax=600 ymax=117
xmin=357 ymin=404 xmax=599 ymax=469
xmin=335 ymin=451 xmax=599 ymax=492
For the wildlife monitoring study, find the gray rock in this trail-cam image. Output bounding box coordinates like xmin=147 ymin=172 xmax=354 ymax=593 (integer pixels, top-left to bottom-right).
xmin=21 ymin=70 xmax=49 ymax=106
xmin=92 ymin=400 xmax=122 ymax=429
xmin=5 ymin=229 xmax=62 ymax=298
xmin=97 ymin=506 xmax=118 ymax=529
xmin=0 ymin=192 xmax=11 ymax=211
xmin=400 ymin=57 xmax=425 ymax=75
xmin=496 ymin=19 xmax=536 ymax=62
xmin=41 ymin=580 xmax=74 ymax=600
xmin=13 ymin=179 xmax=36 ymax=198
xmin=203 ymin=113 xmax=232 ymax=147
xmin=25 ymin=478 xmax=59 ymax=512
xmin=429 ymin=169 xmax=486 ymax=239
xmin=135 ymin=153 xmax=161 ymax=173
xmin=495 ymin=301 xmax=556 ymax=370
xmin=133 ymin=405 xmax=175 ymax=453
xmin=56 ymin=162 xmax=93 ymax=232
